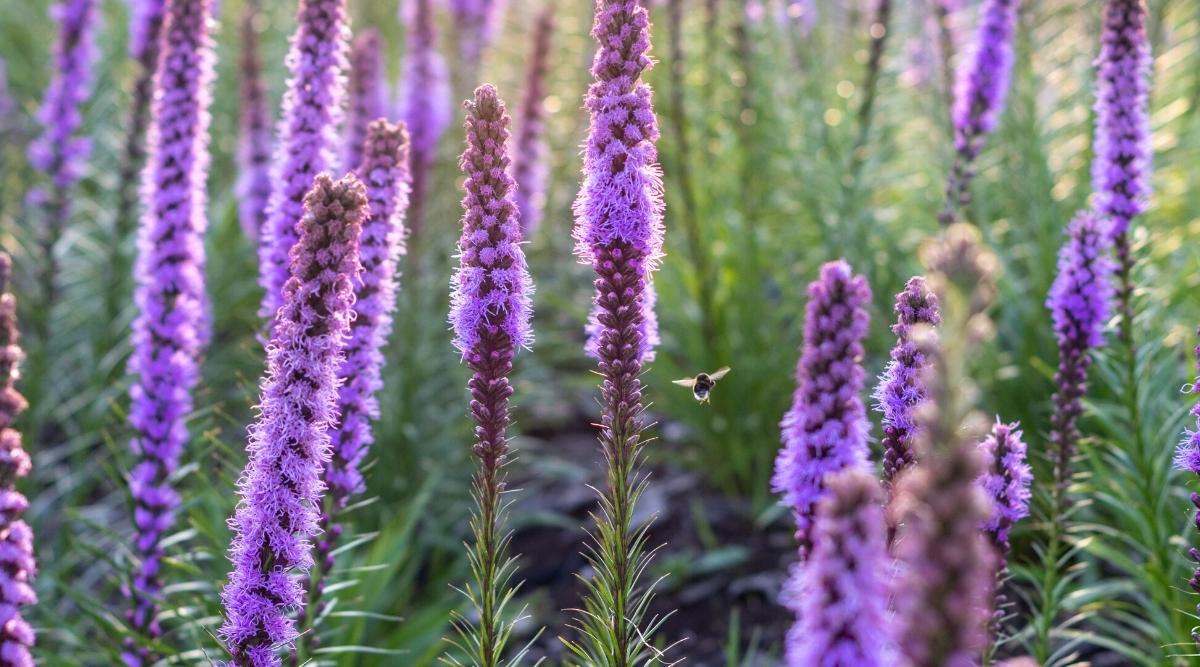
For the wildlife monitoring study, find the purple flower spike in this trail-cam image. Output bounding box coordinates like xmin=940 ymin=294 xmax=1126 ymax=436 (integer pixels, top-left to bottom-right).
xmin=342 ymin=29 xmax=388 ymax=174
xmin=512 ymin=5 xmax=554 ymax=236
xmin=236 ymin=0 xmax=273 ymax=242
xmin=450 ymin=88 xmax=533 ymax=356
xmin=1046 ymin=212 xmax=1113 ymax=494
xmin=326 ymin=121 xmax=412 ymax=506
xmin=1093 ymin=0 xmax=1150 ymax=242
xmin=0 ymin=255 xmax=37 ymax=667
xmin=257 ymin=0 xmax=349 ymax=323
xmin=220 ymin=174 xmax=366 ymax=667
xmin=783 ymin=468 xmax=890 ymax=667
xmin=875 ymin=277 xmax=941 ymax=487
xmin=124 ymin=0 xmax=216 ymax=661
xmin=772 ymin=260 xmax=872 ymax=561
xmin=449 ymin=0 xmax=507 ymax=69
xmin=977 ymin=419 xmax=1032 ymax=554
xmin=398 ymin=0 xmax=452 ymax=237
xmin=939 ymin=0 xmax=1020 ymax=225
xmin=1176 ymin=330 xmax=1200 ymax=644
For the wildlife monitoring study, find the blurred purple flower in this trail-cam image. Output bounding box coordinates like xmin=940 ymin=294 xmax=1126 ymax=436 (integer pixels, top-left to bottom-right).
xmin=448 ymin=0 xmax=507 ymax=68
xmin=0 ymin=255 xmax=37 ymax=667
xmin=772 ymin=260 xmax=872 ymax=560
xmin=398 ymin=0 xmax=451 ymax=237
xmin=939 ymin=0 xmax=1019 ymax=225
xmin=511 ymin=5 xmax=554 ymax=236
xmin=236 ymin=0 xmax=272 ymax=242
xmin=875 ymin=277 xmax=941 ymax=487
xmin=1046 ymin=211 xmax=1113 ymax=493
xmin=976 ymin=419 xmax=1031 ymax=553
xmin=123 ymin=1 xmax=216 ymax=662
xmin=128 ymin=0 xmax=165 ymax=62
xmin=342 ymin=29 xmax=387 ymax=174
xmin=783 ymin=468 xmax=890 ymax=667
xmin=257 ymin=0 xmax=349 ymax=323
xmin=220 ymin=174 xmax=365 ymax=667
xmin=1176 ymin=331 xmax=1200 ymax=641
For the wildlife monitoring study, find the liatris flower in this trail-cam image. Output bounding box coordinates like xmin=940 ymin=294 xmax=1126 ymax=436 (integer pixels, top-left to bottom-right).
xmin=772 ymin=260 xmax=872 ymax=560
xmin=123 ymin=0 xmax=216 ymax=661
xmin=783 ymin=468 xmax=890 ymax=667
xmin=875 ymin=276 xmax=941 ymax=487
xmin=1092 ymin=0 xmax=1150 ymax=338
xmin=449 ymin=0 xmax=506 ymax=70
xmin=0 ymin=254 xmax=37 ymax=666
xmin=27 ymin=0 xmax=98 ymax=320
xmin=566 ymin=1 xmax=666 ymax=662
xmin=236 ymin=0 xmax=273 ymax=242
xmin=257 ymin=0 xmax=350 ymax=323
xmin=1173 ymin=329 xmax=1200 ymax=646
xmin=342 ymin=29 xmax=387 ymax=174
xmin=447 ymin=84 xmax=534 ymax=667
xmin=511 ymin=5 xmax=553 ymax=236
xmin=938 ymin=0 xmax=1020 ymax=226
xmin=220 ymin=174 xmax=366 ymax=667
xmin=976 ymin=419 xmax=1031 ymax=646
xmin=1046 ymin=212 xmax=1113 ymax=497
xmin=115 ymin=0 xmax=165 ymax=243
xmin=398 ymin=0 xmax=451 ymax=239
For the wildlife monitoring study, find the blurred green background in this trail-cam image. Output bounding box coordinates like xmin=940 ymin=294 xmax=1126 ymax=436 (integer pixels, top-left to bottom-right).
xmin=1 ymin=0 xmax=1199 ymax=664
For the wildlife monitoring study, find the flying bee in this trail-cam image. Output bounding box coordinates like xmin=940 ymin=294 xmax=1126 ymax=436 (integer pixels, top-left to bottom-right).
xmin=672 ymin=367 xmax=731 ymax=404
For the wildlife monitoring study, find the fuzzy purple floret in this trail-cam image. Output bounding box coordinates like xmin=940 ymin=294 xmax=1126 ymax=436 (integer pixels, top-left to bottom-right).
xmin=1093 ymin=0 xmax=1150 ymax=241
xmin=951 ymin=0 xmax=1018 ymax=158
xmin=1047 ymin=212 xmax=1114 ymax=351
xmin=325 ymin=121 xmax=412 ymax=505
xmin=1176 ymin=332 xmax=1200 ymax=635
xmin=220 ymin=174 xmax=365 ymax=667
xmin=782 ymin=468 xmax=890 ymax=667
xmin=28 ymin=0 xmax=97 ymax=207
xmin=128 ymin=0 xmax=165 ymax=62
xmin=976 ymin=420 xmax=1032 ymax=553
xmin=342 ymin=29 xmax=388 ymax=175
xmin=0 ymin=256 xmax=37 ymax=667
xmin=451 ymin=86 xmax=533 ymax=356
xmin=235 ymin=0 xmax=272 ymax=243
xmin=123 ymin=0 xmax=216 ymax=659
xmin=257 ymin=0 xmax=349 ymax=323
xmin=511 ymin=6 xmax=554 ymax=236
xmin=772 ymin=260 xmax=872 ymax=560
xmin=875 ymin=277 xmax=940 ymax=486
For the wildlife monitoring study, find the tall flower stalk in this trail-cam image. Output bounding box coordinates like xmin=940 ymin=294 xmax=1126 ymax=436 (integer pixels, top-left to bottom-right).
xmin=511 ymin=5 xmax=553 ymax=237
xmin=564 ymin=2 xmax=667 ymax=663
xmin=302 ymin=121 xmax=411 ymax=653
xmin=27 ymin=0 xmax=98 ymax=338
xmin=342 ymin=29 xmax=387 ymax=174
xmin=115 ymin=0 xmax=165 ymax=252
xmin=449 ymin=0 xmax=506 ymax=74
xmin=236 ymin=0 xmax=272 ymax=242
xmin=398 ymin=0 xmax=451 ymax=242
xmin=257 ymin=0 xmax=349 ymax=323
xmin=122 ymin=0 xmax=216 ymax=662
xmin=220 ymin=174 xmax=366 ymax=667
xmin=772 ymin=260 xmax=872 ymax=561
xmin=785 ymin=468 xmax=890 ymax=667
xmin=938 ymin=0 xmax=1020 ymax=226
xmin=0 ymin=254 xmax=37 ymax=666
xmin=446 ymin=84 xmax=534 ymax=667
xmin=1174 ymin=329 xmax=1200 ymax=648
xmin=1092 ymin=0 xmax=1150 ymax=343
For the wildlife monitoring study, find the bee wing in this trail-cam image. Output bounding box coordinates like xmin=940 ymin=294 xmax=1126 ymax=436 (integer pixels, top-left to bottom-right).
xmin=708 ymin=367 xmax=732 ymax=381
xmin=672 ymin=377 xmax=698 ymax=387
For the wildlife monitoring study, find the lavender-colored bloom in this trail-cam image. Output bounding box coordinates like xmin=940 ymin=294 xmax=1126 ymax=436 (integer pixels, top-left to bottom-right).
xmin=772 ymin=260 xmax=872 ymax=560
xmin=236 ymin=0 xmax=272 ymax=242
xmin=976 ymin=419 xmax=1031 ymax=553
xmin=220 ymin=174 xmax=365 ymax=667
xmin=0 ymin=255 xmax=37 ymax=667
xmin=1093 ymin=0 xmax=1150 ymax=242
xmin=783 ymin=468 xmax=890 ymax=667
xmin=1175 ymin=330 xmax=1200 ymax=640
xmin=398 ymin=0 xmax=451 ymax=237
xmin=123 ymin=0 xmax=216 ymax=661
xmin=325 ymin=121 xmax=412 ymax=506
xmin=257 ymin=0 xmax=349 ymax=323
xmin=128 ymin=0 xmax=165 ymax=62
xmin=875 ymin=277 xmax=941 ymax=487
xmin=511 ymin=5 xmax=554 ymax=236
xmin=342 ymin=29 xmax=387 ymax=175
xmin=448 ymin=0 xmax=506 ymax=68
xmin=939 ymin=0 xmax=1019 ymax=225
xmin=1046 ymin=212 xmax=1113 ymax=493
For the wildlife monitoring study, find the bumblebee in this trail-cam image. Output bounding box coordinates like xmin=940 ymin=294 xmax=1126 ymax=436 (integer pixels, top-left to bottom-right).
xmin=672 ymin=367 xmax=731 ymax=404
